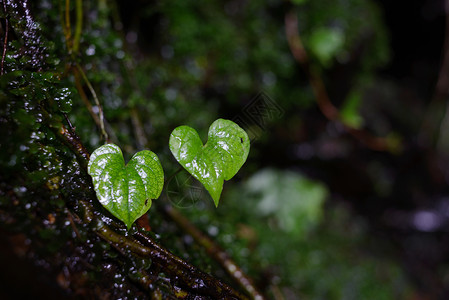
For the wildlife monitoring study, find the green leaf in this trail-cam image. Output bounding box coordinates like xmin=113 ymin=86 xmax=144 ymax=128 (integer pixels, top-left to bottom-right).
xmin=340 ymin=89 xmax=364 ymax=129
xmin=88 ymin=144 xmax=164 ymax=229
xmin=169 ymin=119 xmax=250 ymax=206
xmin=308 ymin=27 xmax=345 ymax=67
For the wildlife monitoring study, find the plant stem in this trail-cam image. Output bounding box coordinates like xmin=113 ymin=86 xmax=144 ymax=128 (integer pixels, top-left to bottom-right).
xmin=130 ymin=107 xmax=148 ymax=149
xmin=77 ymin=198 xmax=247 ymax=299
xmin=161 ymin=203 xmax=265 ymax=300
xmin=285 ymin=9 xmax=393 ymax=152
xmin=75 ymin=63 xmax=109 ymax=143
xmin=59 ymin=0 xmax=110 ymax=143
xmin=1 ymin=0 xmax=8 ymax=76
xmin=64 ymin=0 xmax=72 ymax=52
xmin=72 ymin=0 xmax=82 ymax=56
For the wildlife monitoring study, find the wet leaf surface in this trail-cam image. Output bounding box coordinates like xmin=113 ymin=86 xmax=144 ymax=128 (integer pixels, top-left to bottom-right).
xmin=88 ymin=144 xmax=164 ymax=229
xmin=169 ymin=119 xmax=250 ymax=206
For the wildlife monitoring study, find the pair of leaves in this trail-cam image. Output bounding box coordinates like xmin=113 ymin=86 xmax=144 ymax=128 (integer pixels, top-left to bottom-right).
xmin=88 ymin=119 xmax=249 ymax=229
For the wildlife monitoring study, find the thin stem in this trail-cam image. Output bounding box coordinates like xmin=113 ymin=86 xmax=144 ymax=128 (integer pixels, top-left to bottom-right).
xmin=130 ymin=107 xmax=148 ymax=149
xmin=72 ymin=0 xmax=82 ymax=56
xmin=161 ymin=203 xmax=265 ymax=300
xmin=75 ymin=63 xmax=109 ymax=143
xmin=60 ymin=1 xmax=113 ymax=143
xmin=64 ymin=0 xmax=72 ymax=53
xmin=1 ymin=0 xmax=8 ymax=75
xmin=67 ymin=210 xmax=83 ymax=241
xmin=73 ymin=68 xmax=103 ymax=130
xmin=284 ymin=10 xmax=392 ymax=152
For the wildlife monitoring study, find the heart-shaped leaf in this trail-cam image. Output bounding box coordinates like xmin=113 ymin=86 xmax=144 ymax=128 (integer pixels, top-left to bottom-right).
xmin=88 ymin=144 xmax=164 ymax=229
xmin=169 ymin=119 xmax=250 ymax=206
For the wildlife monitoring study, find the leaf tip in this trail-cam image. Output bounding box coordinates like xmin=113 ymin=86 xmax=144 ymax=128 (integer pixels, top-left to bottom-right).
xmin=125 ymin=222 xmax=133 ymax=231
xmin=212 ymin=193 xmax=220 ymax=207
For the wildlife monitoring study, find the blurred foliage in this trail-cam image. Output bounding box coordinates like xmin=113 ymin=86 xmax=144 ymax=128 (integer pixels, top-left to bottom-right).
xmin=0 ymin=0 xmax=420 ymax=298
xmin=340 ymin=89 xmax=364 ymax=128
xmin=242 ymin=168 xmax=328 ymax=236
xmin=177 ymin=169 xmax=412 ymax=299
xmin=308 ymin=27 xmax=345 ymax=68
xmin=299 ymin=0 xmax=389 ymax=70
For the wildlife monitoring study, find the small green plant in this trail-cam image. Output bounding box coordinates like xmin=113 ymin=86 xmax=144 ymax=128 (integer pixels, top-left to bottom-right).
xmin=88 ymin=144 xmax=164 ymax=229
xmin=88 ymin=119 xmax=249 ymax=229
xmin=169 ymin=119 xmax=250 ymax=206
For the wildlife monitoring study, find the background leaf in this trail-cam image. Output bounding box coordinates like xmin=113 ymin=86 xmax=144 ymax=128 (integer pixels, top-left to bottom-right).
xmin=340 ymin=89 xmax=364 ymax=129
xmin=307 ymin=27 xmax=345 ymax=67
